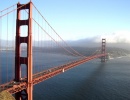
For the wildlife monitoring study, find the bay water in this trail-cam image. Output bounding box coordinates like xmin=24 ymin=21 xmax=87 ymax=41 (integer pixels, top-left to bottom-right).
xmin=0 ymin=51 xmax=130 ymax=100
xmin=33 ymin=56 xmax=130 ymax=100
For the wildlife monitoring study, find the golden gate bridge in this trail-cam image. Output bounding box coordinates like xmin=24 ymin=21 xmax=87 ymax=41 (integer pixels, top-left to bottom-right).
xmin=0 ymin=1 xmax=107 ymax=100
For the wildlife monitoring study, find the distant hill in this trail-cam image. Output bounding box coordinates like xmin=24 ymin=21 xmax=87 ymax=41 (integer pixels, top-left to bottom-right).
xmin=1 ymin=38 xmax=130 ymax=50
xmin=1 ymin=39 xmax=130 ymax=58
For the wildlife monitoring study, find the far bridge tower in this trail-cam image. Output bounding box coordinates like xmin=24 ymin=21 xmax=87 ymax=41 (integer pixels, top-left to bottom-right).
xmin=101 ymin=38 xmax=106 ymax=62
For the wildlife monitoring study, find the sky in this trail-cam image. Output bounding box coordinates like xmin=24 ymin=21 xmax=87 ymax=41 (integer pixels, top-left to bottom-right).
xmin=0 ymin=0 xmax=130 ymax=43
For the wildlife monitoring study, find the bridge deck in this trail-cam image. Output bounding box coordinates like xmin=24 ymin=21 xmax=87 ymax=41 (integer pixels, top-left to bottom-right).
xmin=0 ymin=54 xmax=107 ymax=94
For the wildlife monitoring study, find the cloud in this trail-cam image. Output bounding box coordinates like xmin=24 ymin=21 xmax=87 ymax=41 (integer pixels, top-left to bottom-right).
xmin=93 ymin=30 xmax=130 ymax=43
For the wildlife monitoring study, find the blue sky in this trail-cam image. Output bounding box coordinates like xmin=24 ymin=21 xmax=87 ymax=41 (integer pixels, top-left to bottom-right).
xmin=1 ymin=0 xmax=130 ymax=42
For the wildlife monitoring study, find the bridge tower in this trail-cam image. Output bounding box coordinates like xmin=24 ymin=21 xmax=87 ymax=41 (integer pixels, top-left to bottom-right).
xmin=101 ymin=38 xmax=106 ymax=62
xmin=15 ymin=2 xmax=33 ymax=100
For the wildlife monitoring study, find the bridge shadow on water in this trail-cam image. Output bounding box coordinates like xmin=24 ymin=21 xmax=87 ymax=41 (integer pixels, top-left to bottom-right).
xmin=68 ymin=62 xmax=107 ymax=100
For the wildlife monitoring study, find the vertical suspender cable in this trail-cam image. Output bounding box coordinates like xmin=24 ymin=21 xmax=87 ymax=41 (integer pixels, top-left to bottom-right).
xmin=39 ymin=14 xmax=42 ymax=72
xmin=38 ymin=13 xmax=40 ymax=72
xmin=33 ymin=10 xmax=35 ymax=74
xmin=50 ymin=29 xmax=53 ymax=67
xmin=38 ymin=13 xmax=41 ymax=72
xmin=6 ymin=8 xmax=8 ymax=83
xmin=12 ymin=5 xmax=16 ymax=81
xmin=40 ymin=16 xmax=42 ymax=71
xmin=41 ymin=15 xmax=44 ymax=71
xmin=34 ymin=11 xmax=36 ymax=74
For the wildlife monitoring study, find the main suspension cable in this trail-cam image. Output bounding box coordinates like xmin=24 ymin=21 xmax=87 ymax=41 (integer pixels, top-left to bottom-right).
xmin=32 ymin=3 xmax=86 ymax=57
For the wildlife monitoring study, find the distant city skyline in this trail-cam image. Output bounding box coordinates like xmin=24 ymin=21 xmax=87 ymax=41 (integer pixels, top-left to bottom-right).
xmin=0 ymin=0 xmax=130 ymax=43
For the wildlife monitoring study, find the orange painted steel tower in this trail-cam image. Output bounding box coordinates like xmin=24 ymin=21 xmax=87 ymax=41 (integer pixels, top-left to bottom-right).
xmin=101 ymin=38 xmax=106 ymax=62
xmin=15 ymin=2 xmax=33 ymax=100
